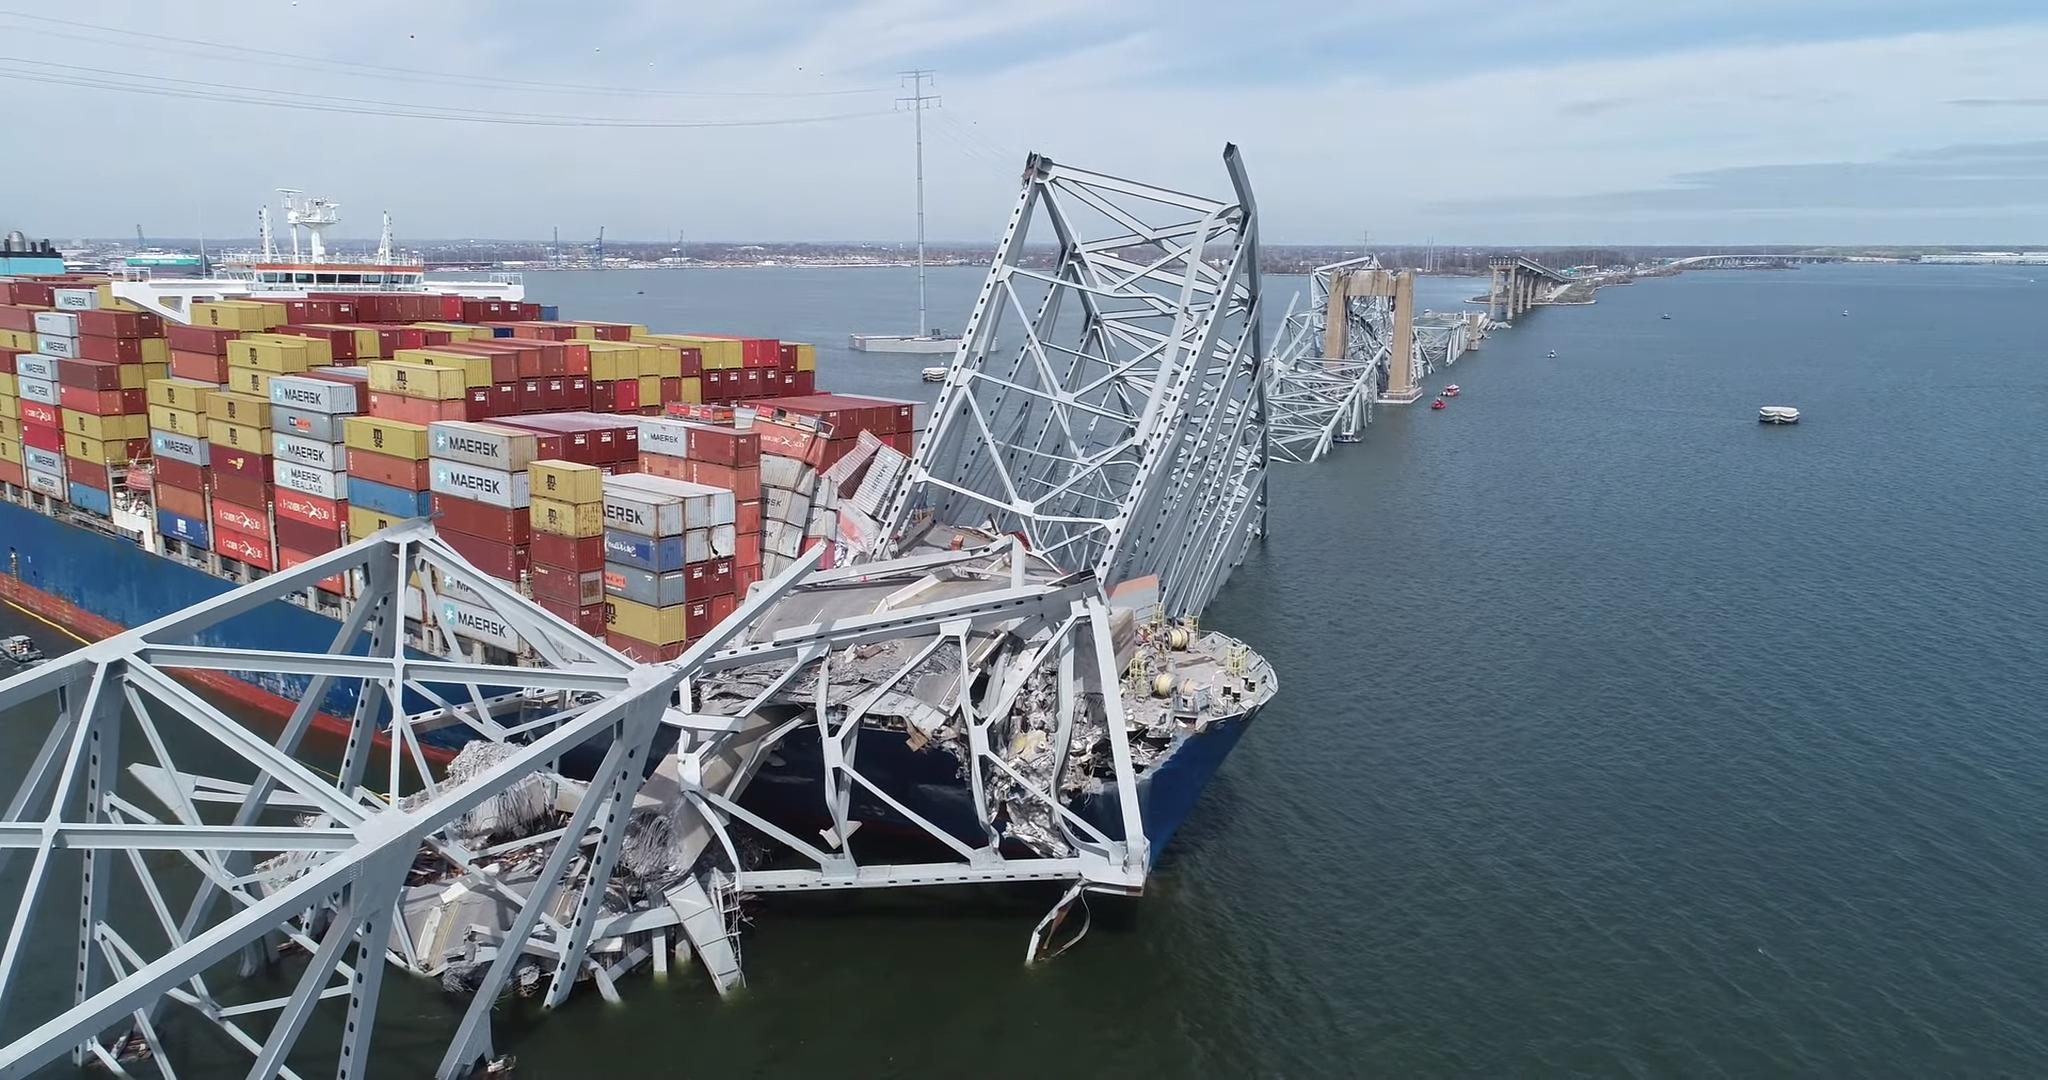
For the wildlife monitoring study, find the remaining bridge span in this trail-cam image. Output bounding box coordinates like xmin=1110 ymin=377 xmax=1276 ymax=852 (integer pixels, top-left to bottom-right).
xmin=1487 ymin=255 xmax=1572 ymax=322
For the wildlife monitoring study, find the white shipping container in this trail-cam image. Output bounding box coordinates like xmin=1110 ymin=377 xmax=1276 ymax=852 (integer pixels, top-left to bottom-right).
xmin=23 ymin=447 xmax=64 ymax=474
xmin=15 ymin=354 xmax=58 ymax=381
xmin=51 ymin=288 xmax=100 ymax=311
xmin=429 ymin=420 xmax=537 ymax=472
xmin=17 ymin=375 xmax=58 ymax=405
xmin=636 ymin=417 xmax=692 ymax=458
xmin=431 ymin=461 xmax=530 ymax=510
xmin=764 ymin=519 xmax=804 ymax=560
xmin=269 ymin=374 xmax=358 ymax=415
xmin=26 ymin=467 xmax=65 ymax=497
xmin=32 ymin=311 xmax=78 ymax=337
xmin=34 ymin=333 xmax=76 ymax=359
xmin=274 ymin=461 xmax=345 ymax=501
xmin=765 ymin=485 xmax=812 ymax=526
xmin=271 ymin=432 xmax=345 ymax=471
xmin=150 ymin=430 xmax=210 ymax=466
xmin=602 ymin=489 xmax=685 ymax=538
xmin=435 ymin=594 xmax=522 ymax=652
xmin=604 ymin=472 xmax=735 ymax=526
xmin=759 ymin=454 xmax=813 ymax=492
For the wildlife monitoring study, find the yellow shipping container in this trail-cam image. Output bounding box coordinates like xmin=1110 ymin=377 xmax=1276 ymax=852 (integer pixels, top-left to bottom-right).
xmin=92 ymin=284 xmax=145 ymax=313
xmin=342 ymin=326 xmax=384 ymax=359
xmin=637 ymin=374 xmax=662 ymax=407
xmin=224 ymin=365 xmax=275 ymax=399
xmin=90 ymin=362 xmax=152 ymax=391
xmin=605 ymin=595 xmax=687 ymax=645
xmin=530 ymin=496 xmax=606 ymax=538
xmin=392 ymin=348 xmax=492 ymax=387
xmin=206 ymin=417 xmax=268 ymax=453
xmin=344 ymin=416 xmax=429 ymax=461
xmin=0 ymin=437 xmax=20 ymax=464
xmin=0 ymin=329 xmax=36 ymax=351
xmin=248 ymin=332 xmax=333 ymax=367
xmin=66 ymin=433 xmax=139 ymax=466
xmin=528 ymin=459 xmax=603 ymax=503
xmin=147 ymin=377 xmax=217 ymax=411
xmin=142 ymin=361 xmax=168 ymax=385
xmin=0 ymin=392 xmax=16 ymax=419
xmin=68 ymin=411 xmax=148 ymax=443
xmin=672 ymin=376 xmax=702 ymax=405
xmin=0 ymin=415 xmax=17 ymax=440
xmin=227 ymin=337 xmax=311 ymax=375
xmin=587 ymin=341 xmax=641 ymax=382
xmin=0 ymin=371 xmax=13 ymax=397
xmin=205 ymin=390 xmax=271 ymax=427
xmin=413 ymin=322 xmax=488 ymax=342
xmin=148 ymin=404 xmax=206 ymax=437
xmin=190 ymin=301 xmax=272 ymax=331
xmin=367 ymin=360 xmax=465 ymax=400
xmin=641 ymin=343 xmax=683 ymax=378
xmin=348 ymin=506 xmax=405 ymax=539
xmin=790 ymin=342 xmax=817 ymax=372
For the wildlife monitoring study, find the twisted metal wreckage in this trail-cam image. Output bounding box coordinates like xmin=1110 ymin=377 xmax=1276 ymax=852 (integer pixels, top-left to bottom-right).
xmin=0 ymin=147 xmax=1305 ymax=1078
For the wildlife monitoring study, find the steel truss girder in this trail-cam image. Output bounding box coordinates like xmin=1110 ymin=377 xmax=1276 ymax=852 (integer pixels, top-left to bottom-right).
xmin=882 ymin=145 xmax=1267 ymax=617
xmin=1263 ymin=255 xmax=1396 ymax=463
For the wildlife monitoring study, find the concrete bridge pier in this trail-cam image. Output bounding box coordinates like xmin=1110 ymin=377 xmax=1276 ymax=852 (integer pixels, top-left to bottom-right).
xmin=1323 ymin=266 xmax=1422 ymax=404
xmin=1487 ymin=256 xmax=1568 ymax=323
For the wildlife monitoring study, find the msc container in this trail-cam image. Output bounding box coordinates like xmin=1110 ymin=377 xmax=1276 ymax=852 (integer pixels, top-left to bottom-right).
xmin=67 ymin=481 xmax=112 ymax=516
xmin=274 ymin=460 xmax=345 ymax=501
xmin=530 ymin=496 xmax=605 ymax=539
xmin=274 ymin=489 xmax=346 ymax=531
xmin=602 ymin=562 xmax=690 ymax=608
xmin=33 ymin=311 xmax=79 ymax=338
xmin=602 ymin=529 xmax=686 ymax=573
xmin=348 ymin=476 xmax=432 ymax=519
xmin=429 ymin=420 xmax=537 ymax=472
xmin=343 ymin=416 xmax=429 ymax=461
xmin=271 ymin=432 xmax=346 ymax=472
xmin=431 ymin=461 xmax=530 ymax=510
xmin=269 ymin=374 xmax=358 ymax=414
xmin=269 ymin=404 xmax=347 ymax=444
xmin=436 ymin=595 xmax=522 ymax=652
xmin=603 ymin=594 xmax=686 ymax=645
xmin=528 ymin=458 xmax=603 ymax=504
xmin=157 ymin=509 xmax=210 ymax=549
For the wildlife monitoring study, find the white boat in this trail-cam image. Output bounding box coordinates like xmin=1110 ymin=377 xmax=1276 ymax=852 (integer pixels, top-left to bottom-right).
xmin=1441 ymin=384 xmax=1460 ymax=397
xmin=851 ymin=333 xmax=961 ymax=355
xmin=1758 ymin=405 xmax=1800 ymax=424
xmin=2 ymin=635 xmax=44 ymax=664
xmin=1546 ymin=349 xmax=1557 ymax=358
xmin=920 ymin=366 xmax=947 ymax=382
xmin=1840 ymin=310 xmax=1849 ymax=317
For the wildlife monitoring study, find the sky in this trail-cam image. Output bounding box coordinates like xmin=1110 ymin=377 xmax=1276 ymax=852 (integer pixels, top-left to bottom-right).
xmin=2 ymin=0 xmax=2046 ymax=246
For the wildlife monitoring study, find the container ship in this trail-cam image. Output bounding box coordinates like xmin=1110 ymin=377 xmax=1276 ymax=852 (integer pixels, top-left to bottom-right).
xmin=0 ymin=193 xmax=1266 ymax=858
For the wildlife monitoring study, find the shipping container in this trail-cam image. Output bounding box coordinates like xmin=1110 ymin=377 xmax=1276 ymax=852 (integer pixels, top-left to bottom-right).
xmin=530 ymin=495 xmax=605 ymax=538
xmin=345 ymin=447 xmax=430 ymax=490
xmin=274 ymin=460 xmax=346 ymax=501
xmin=274 ymin=489 xmax=346 ymax=531
xmin=157 ymin=509 xmax=210 ymax=549
xmin=270 ymin=432 xmax=346 ymax=471
xmin=153 ymin=482 xmax=207 ymax=521
xmin=149 ymin=429 xmax=210 ymax=466
xmin=429 ymin=419 xmax=537 ymax=472
xmin=430 ymin=460 xmax=530 ymax=510
xmin=269 ymin=373 xmax=358 ymax=414
xmin=210 ymin=498 xmax=270 ymax=540
xmin=436 ymin=529 xmax=526 ymax=582
xmin=431 ymin=493 xmax=531 ymax=545
xmin=436 ymin=594 xmax=523 ymax=651
xmin=343 ymin=416 xmax=429 ymax=460
xmin=153 ymin=457 xmax=206 ymax=490
xmin=602 ymin=562 xmax=692 ymax=608
xmin=348 ymin=506 xmax=407 ymax=539
xmin=603 ymin=594 xmax=686 ymax=645
xmin=269 ymin=404 xmax=347 ymax=443
xmin=215 ymin=528 xmax=276 ymax=571
xmin=274 ymin=515 xmax=344 ymax=555
xmin=348 ymin=476 xmax=432 ymax=519
xmin=602 ymin=529 xmax=686 ymax=573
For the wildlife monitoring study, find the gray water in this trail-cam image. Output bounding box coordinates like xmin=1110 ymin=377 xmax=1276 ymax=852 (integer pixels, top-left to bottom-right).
xmin=4 ymin=262 xmax=2047 ymax=1076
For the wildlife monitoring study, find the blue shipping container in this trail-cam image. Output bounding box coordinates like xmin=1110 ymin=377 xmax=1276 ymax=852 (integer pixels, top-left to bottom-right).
xmin=67 ymin=482 xmax=112 ymax=517
xmin=538 ymin=306 xmax=559 ymax=321
xmin=603 ymin=529 xmax=687 ymax=573
xmin=490 ymin=326 xmax=512 ymax=338
xmin=348 ymin=476 xmax=432 ymax=519
xmin=157 ymin=509 xmax=211 ymax=549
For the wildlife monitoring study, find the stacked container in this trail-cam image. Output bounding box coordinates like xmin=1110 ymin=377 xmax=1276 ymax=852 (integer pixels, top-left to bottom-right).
xmin=14 ymin=343 xmax=67 ymax=500
xmin=204 ymin=389 xmax=276 ymax=571
xmin=366 ymin=352 xmax=471 ymax=427
xmin=0 ymin=347 xmax=21 ymax=491
xmin=270 ymin=371 xmax=361 ymax=581
xmin=427 ymin=419 xmax=536 ymax=584
xmin=342 ymin=415 xmax=432 ymax=539
xmin=147 ymin=376 xmax=217 ymax=553
xmin=599 ymin=473 xmax=737 ymax=662
xmin=526 ymin=458 xmax=607 ymax=637
xmin=57 ymin=308 xmax=159 ymax=515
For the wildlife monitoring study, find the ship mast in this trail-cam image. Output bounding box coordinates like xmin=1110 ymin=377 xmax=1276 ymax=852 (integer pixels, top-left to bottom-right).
xmin=899 ymin=69 xmax=939 ymax=338
xmin=376 ymin=211 xmax=394 ymax=264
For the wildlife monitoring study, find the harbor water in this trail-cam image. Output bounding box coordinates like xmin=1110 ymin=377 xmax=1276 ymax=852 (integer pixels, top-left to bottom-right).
xmin=4 ymin=263 xmax=2046 ymax=1075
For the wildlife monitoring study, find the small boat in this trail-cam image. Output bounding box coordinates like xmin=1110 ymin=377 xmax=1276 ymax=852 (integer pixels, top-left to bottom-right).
xmin=920 ymin=366 xmax=947 ymax=382
xmin=1546 ymin=349 xmax=1557 ymax=358
xmin=1660 ymin=313 xmax=1672 ymax=320
xmin=1442 ymin=384 xmax=1461 ymax=397
xmin=2 ymin=634 xmax=44 ymax=664
xmin=1430 ymin=398 xmax=1446 ymax=411
xmin=1840 ymin=310 xmax=1849 ymax=317
xmin=1758 ymin=405 xmax=1800 ymax=425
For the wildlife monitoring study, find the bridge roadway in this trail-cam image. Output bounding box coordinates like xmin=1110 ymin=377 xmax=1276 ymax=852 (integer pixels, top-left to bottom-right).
xmin=1486 ymin=255 xmax=1572 ymax=323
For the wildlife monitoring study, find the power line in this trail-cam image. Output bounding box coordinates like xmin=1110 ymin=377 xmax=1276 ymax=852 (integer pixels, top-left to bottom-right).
xmin=0 ymin=11 xmax=894 ymax=99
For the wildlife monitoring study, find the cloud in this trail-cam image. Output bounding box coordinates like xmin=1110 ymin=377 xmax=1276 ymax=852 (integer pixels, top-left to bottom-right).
xmin=1948 ymin=97 xmax=2048 ymax=108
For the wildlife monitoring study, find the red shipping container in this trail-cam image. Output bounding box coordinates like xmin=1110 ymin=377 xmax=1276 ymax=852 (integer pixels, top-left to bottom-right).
xmin=154 ymin=458 xmax=206 ymax=491
xmin=211 ymin=448 xmax=271 ymax=483
xmin=8 ymin=282 xmax=53 ymax=307
xmin=366 ymin=391 xmax=471 ymax=425
xmin=77 ymin=309 xmax=163 ymax=338
xmin=207 ymin=471 xmax=269 ymax=509
xmin=605 ymin=631 xmax=684 ymax=664
xmin=735 ymin=498 xmax=761 ymax=535
xmin=19 ymin=400 xmax=59 ymax=428
xmin=436 ymin=528 xmax=525 ymax=581
xmin=22 ymin=423 xmax=64 ymax=453
xmin=0 ymin=306 xmax=38 ymax=332
xmin=0 ymin=459 xmax=25 ymax=488
xmin=275 ymin=515 xmax=344 ymax=554
xmin=216 ymin=528 xmax=275 ymax=571
xmin=431 ymin=493 xmax=531 ymax=546
xmin=275 ymin=489 xmax=346 ymax=531
xmin=274 ymin=324 xmax=358 ymax=360
xmin=493 ymin=417 xmax=595 ymax=464
xmin=0 ymin=349 xmax=15 ymax=375
xmin=887 ymin=432 xmax=914 ymax=455
xmin=658 ymin=377 xmax=682 ymax=406
xmin=166 ymin=325 xmax=240 ymax=355
xmin=791 ymin=370 xmax=816 ymax=395
xmin=211 ymin=497 xmax=269 ymax=540
xmin=169 ymin=350 xmax=230 ymax=383
xmin=529 ymin=532 xmax=605 ymax=571
xmin=489 ymin=382 xmax=519 ymax=417
xmin=635 ymin=453 xmax=686 ymax=482
xmin=58 ymin=358 xmax=129 ymax=392
xmin=66 ymin=457 xmax=110 ymax=491
xmin=76 ymin=335 xmax=152 ymax=363
xmin=498 ymin=340 xmax=548 ymax=378
xmin=345 ymin=448 xmax=429 ymax=490
xmin=277 ymin=546 xmax=349 ymax=595
xmin=558 ymin=341 xmax=591 ymax=376
xmin=536 ymin=596 xmax=606 ymax=638
xmin=684 ymin=599 xmax=714 ymax=641
xmin=154 ymin=482 xmax=207 ymax=520
xmin=686 ymin=460 xmax=762 ymax=502
xmin=738 ymin=369 xmax=766 ymax=399
xmin=439 ymin=342 xmax=520 ymax=383
xmin=530 ymin=561 xmax=604 ymax=607
xmin=735 ymin=531 xmax=761 ymax=568
xmin=734 ymin=562 xmax=761 ymax=596
xmin=684 ymin=425 xmax=758 ymax=467
xmin=710 ymin=592 xmax=736 ymax=625
xmin=58 ymin=385 xmax=143 ymax=416
xmin=355 ymin=324 xmax=424 ymax=356
xmin=566 ymin=376 xmax=594 ymax=411
xmin=464 ymin=386 xmax=496 ymax=419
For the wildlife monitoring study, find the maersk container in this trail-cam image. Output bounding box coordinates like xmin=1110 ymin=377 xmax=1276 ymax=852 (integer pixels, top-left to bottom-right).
xmin=51 ymin=287 xmax=100 ymax=311
xmin=270 ymin=404 xmax=347 ymax=444
xmin=67 ymin=481 xmax=111 ymax=517
xmin=274 ymin=461 xmax=345 ymax=502
xmin=35 ymin=334 xmax=77 ymax=359
xmin=32 ymin=311 xmax=78 ymax=337
xmin=348 ymin=475 xmax=432 ymax=519
xmin=26 ymin=467 xmax=64 ymax=497
xmin=15 ymin=353 xmax=58 ymax=381
xmin=637 ymin=417 xmax=691 ymax=458
xmin=18 ymin=375 xmax=58 ymax=405
xmin=271 ymin=432 xmax=346 ymax=472
xmin=157 ymin=509 xmax=210 ymax=548
xmin=150 ymin=430 xmax=210 ymax=467
xmin=437 ymin=594 xmax=522 ymax=652
xmin=602 ymin=528 xmax=686 ymax=573
xmin=22 ymin=447 xmax=63 ymax=475
xmin=430 ymin=461 xmax=530 ymax=510
xmin=607 ymin=472 xmax=736 ymax=528
xmin=269 ymin=374 xmax=358 ymax=415
xmin=429 ymin=420 xmax=537 ymax=472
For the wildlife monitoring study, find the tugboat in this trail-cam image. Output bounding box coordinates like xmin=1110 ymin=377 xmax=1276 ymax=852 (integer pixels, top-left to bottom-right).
xmin=1430 ymin=396 xmax=1447 ymax=411
xmin=920 ymin=366 xmax=947 ymax=382
xmin=2 ymin=634 xmax=45 ymax=664
xmin=1442 ymin=384 xmax=1461 ymax=397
